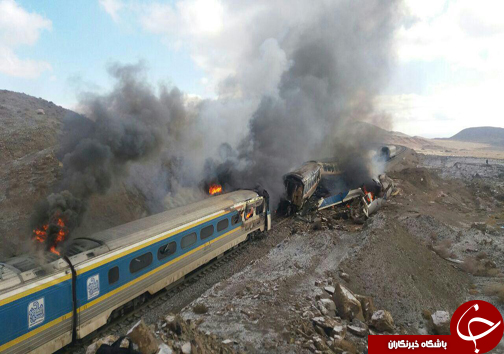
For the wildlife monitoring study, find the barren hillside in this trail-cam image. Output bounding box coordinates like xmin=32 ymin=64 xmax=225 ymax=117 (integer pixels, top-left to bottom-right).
xmin=449 ymin=126 xmax=504 ymax=146
xmin=0 ymin=90 xmax=148 ymax=259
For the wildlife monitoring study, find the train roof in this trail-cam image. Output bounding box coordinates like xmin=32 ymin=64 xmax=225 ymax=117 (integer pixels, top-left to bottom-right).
xmin=0 ymin=190 xmax=259 ymax=292
xmin=68 ymin=189 xmax=258 ymax=253
xmin=284 ymin=161 xmax=321 ymax=181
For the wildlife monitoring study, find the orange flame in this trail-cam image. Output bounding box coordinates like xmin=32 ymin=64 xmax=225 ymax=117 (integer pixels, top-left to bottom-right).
xmin=362 ymin=186 xmax=374 ymax=203
xmin=246 ymin=207 xmax=254 ymax=219
xmin=32 ymin=217 xmax=68 ymax=255
xmin=33 ymin=224 xmax=48 ymax=243
xmin=209 ymin=184 xmax=223 ymax=195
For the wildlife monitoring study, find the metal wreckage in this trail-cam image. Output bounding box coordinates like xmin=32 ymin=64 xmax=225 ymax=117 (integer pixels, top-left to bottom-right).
xmin=279 ymin=147 xmax=396 ymax=222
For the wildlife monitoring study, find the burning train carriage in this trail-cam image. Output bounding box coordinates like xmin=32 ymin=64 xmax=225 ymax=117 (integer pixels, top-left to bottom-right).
xmin=283 ymin=162 xmax=322 ymax=213
xmin=282 ymin=160 xmax=341 ymax=214
xmin=0 ymin=190 xmax=270 ymax=354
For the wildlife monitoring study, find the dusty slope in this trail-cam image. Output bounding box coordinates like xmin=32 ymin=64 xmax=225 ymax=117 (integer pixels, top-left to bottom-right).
xmin=0 ymin=90 xmax=148 ymax=258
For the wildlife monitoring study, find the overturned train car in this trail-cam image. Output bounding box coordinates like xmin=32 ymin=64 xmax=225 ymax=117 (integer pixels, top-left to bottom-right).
xmin=282 ymin=161 xmax=340 ymax=214
xmin=0 ymin=190 xmax=270 ymax=354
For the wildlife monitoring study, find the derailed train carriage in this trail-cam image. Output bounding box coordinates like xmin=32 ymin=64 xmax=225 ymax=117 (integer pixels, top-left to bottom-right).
xmin=282 ymin=160 xmax=340 ymax=214
xmin=0 ymin=190 xmax=270 ymax=354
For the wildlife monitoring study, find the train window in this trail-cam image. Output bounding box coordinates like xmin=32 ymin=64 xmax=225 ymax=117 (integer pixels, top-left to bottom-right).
xmin=129 ymin=252 xmax=153 ymax=274
xmin=158 ymin=241 xmax=177 ymax=260
xmin=200 ymin=225 xmax=214 ymax=240
xmin=231 ymin=213 xmax=241 ymax=225
xmin=108 ymin=266 xmax=119 ymax=285
xmin=181 ymin=232 xmax=197 ymax=248
xmin=217 ymin=219 xmax=229 ymax=232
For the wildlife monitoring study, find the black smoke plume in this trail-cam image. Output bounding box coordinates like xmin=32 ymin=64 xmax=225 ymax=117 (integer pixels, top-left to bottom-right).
xmin=202 ymin=0 xmax=402 ymax=204
xmin=31 ymin=62 xmax=193 ymax=252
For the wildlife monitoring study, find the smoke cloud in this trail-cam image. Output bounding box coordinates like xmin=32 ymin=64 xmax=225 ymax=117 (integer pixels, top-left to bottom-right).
xmin=200 ymin=0 xmax=402 ymax=201
xmin=31 ymin=62 xmax=197 ymax=250
xmin=32 ymin=0 xmax=403 ymax=252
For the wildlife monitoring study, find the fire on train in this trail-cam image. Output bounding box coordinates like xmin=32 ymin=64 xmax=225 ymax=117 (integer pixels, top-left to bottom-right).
xmin=282 ymin=160 xmax=341 ymax=214
xmin=0 ymin=190 xmax=270 ymax=354
xmin=281 ymin=145 xmax=397 ymax=214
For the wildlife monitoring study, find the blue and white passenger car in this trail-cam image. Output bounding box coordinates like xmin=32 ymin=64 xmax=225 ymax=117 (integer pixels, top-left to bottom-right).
xmin=0 ymin=190 xmax=270 ymax=354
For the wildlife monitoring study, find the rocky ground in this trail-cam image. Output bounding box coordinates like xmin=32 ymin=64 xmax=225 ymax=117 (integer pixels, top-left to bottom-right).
xmin=83 ymin=151 xmax=504 ymax=354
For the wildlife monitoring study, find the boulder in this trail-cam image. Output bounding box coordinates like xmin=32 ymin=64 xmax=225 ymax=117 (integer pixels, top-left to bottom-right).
xmin=181 ymin=342 xmax=191 ymax=354
xmin=36 ymin=109 xmax=45 ymax=115
xmin=127 ymin=319 xmax=159 ymax=354
xmin=324 ymin=286 xmax=335 ymax=295
xmin=430 ymin=311 xmax=450 ymax=335
xmin=347 ymin=324 xmax=368 ymax=337
xmin=370 ymin=310 xmax=394 ymax=333
xmin=320 ymin=298 xmax=336 ymax=312
xmin=158 ymin=343 xmax=174 ymax=354
xmin=313 ymin=335 xmax=329 ymax=351
xmin=339 ymin=272 xmax=350 ymax=282
xmin=312 ymin=316 xmax=337 ymax=331
xmin=331 ymin=337 xmax=357 ymax=354
xmin=312 ymin=316 xmax=345 ymax=337
xmin=355 ymin=294 xmax=375 ymax=322
xmin=317 ymin=300 xmax=329 ymax=316
xmin=332 ymin=283 xmax=364 ymax=321
xmin=332 ymin=322 xmax=346 ymax=338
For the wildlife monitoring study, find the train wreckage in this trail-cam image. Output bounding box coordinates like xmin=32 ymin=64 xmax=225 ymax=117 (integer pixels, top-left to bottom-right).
xmin=280 ymin=146 xmax=396 ymax=221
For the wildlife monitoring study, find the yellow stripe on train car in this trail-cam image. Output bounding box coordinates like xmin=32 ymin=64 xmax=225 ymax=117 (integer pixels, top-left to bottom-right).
xmin=75 ymin=211 xmax=228 ymax=276
xmin=78 ymin=226 xmax=239 ymax=313
xmin=0 ymin=226 xmax=242 ymax=352
xmin=0 ymin=211 xmax=228 ymax=307
xmin=0 ymin=312 xmax=73 ymax=352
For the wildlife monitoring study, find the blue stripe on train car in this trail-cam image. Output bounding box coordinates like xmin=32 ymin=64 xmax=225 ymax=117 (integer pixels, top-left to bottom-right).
xmin=0 ymin=278 xmax=73 ymax=348
xmin=318 ymin=191 xmax=350 ymax=209
xmin=75 ymin=212 xmax=241 ymax=309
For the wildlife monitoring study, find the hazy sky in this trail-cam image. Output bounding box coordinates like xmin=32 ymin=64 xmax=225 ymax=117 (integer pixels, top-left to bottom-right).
xmin=0 ymin=0 xmax=502 ymax=138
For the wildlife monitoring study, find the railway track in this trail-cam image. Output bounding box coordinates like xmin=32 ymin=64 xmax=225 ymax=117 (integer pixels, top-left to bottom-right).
xmin=66 ymin=151 xmax=396 ymax=352
xmin=62 ymin=217 xmax=291 ymax=353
